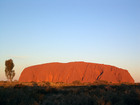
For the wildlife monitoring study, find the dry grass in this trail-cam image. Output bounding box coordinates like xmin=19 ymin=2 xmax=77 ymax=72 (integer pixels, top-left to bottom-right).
xmin=0 ymin=81 xmax=140 ymax=105
xmin=0 ymin=80 xmax=135 ymax=87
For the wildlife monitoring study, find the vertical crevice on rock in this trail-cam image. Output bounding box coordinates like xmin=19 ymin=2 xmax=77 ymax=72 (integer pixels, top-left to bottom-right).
xmin=96 ymin=71 xmax=104 ymax=80
xmin=52 ymin=75 xmax=54 ymax=82
xmin=117 ymin=73 xmax=122 ymax=83
xmin=57 ymin=72 xmax=61 ymax=82
xmin=66 ymin=67 xmax=73 ymax=83
xmin=110 ymin=66 xmax=113 ymax=71
xmin=32 ymin=71 xmax=36 ymax=82
xmin=66 ymin=73 xmax=70 ymax=83
xmin=82 ymin=64 xmax=89 ymax=81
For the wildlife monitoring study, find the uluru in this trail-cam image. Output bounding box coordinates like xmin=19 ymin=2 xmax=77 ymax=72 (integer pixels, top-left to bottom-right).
xmin=19 ymin=62 xmax=134 ymax=83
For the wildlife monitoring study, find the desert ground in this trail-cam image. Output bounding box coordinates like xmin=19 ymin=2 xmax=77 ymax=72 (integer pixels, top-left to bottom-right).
xmin=0 ymin=81 xmax=140 ymax=105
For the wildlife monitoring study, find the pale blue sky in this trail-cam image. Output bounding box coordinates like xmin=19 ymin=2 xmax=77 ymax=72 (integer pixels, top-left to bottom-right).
xmin=0 ymin=0 xmax=140 ymax=82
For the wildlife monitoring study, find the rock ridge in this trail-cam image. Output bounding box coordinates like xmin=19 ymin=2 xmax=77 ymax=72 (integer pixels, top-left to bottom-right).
xmin=19 ymin=62 xmax=134 ymax=83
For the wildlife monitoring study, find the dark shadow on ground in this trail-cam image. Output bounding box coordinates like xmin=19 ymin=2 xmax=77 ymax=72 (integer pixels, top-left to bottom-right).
xmin=0 ymin=83 xmax=140 ymax=105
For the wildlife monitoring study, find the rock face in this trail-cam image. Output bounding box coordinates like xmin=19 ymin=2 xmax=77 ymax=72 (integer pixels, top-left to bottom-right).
xmin=19 ymin=62 xmax=134 ymax=83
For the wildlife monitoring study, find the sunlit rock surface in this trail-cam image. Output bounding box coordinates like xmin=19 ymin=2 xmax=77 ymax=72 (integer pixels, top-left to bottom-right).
xmin=19 ymin=62 xmax=134 ymax=83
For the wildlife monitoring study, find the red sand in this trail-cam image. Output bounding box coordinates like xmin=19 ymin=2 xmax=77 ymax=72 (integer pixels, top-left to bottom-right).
xmin=19 ymin=62 xmax=134 ymax=83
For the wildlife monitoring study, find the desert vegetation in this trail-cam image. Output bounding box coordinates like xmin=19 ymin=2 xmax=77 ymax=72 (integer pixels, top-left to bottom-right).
xmin=5 ymin=59 xmax=15 ymax=82
xmin=0 ymin=81 xmax=140 ymax=105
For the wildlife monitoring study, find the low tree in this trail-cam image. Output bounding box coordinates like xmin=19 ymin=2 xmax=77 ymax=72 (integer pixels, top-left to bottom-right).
xmin=5 ymin=59 xmax=15 ymax=82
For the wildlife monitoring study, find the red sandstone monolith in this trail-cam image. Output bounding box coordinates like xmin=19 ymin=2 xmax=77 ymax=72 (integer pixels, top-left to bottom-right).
xmin=19 ymin=62 xmax=134 ymax=83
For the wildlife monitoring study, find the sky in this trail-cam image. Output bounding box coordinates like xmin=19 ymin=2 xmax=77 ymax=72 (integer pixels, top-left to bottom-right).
xmin=0 ymin=0 xmax=140 ymax=82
